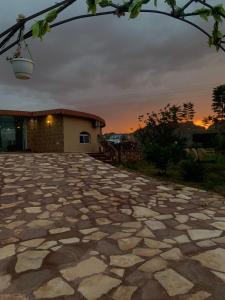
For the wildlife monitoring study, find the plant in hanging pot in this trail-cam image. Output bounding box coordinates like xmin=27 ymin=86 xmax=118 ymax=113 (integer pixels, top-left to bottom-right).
xmin=8 ymin=15 xmax=34 ymax=80
xmin=9 ymin=56 xmax=34 ymax=80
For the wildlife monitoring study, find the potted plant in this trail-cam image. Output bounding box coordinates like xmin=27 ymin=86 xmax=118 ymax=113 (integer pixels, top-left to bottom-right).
xmin=9 ymin=56 xmax=34 ymax=80
xmin=8 ymin=14 xmax=34 ymax=80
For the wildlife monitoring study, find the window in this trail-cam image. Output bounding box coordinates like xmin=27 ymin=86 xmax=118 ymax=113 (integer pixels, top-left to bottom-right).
xmin=80 ymin=132 xmax=91 ymax=144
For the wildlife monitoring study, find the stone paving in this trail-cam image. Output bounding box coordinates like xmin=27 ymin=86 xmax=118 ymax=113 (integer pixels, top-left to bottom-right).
xmin=0 ymin=153 xmax=225 ymax=299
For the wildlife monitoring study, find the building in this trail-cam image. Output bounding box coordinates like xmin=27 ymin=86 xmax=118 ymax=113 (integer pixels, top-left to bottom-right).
xmin=0 ymin=109 xmax=105 ymax=153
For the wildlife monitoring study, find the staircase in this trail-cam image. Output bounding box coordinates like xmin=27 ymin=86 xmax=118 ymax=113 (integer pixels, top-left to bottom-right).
xmin=88 ymin=152 xmax=114 ymax=164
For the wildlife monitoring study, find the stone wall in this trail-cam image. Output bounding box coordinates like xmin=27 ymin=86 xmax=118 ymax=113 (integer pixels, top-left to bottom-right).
xmin=27 ymin=115 xmax=64 ymax=152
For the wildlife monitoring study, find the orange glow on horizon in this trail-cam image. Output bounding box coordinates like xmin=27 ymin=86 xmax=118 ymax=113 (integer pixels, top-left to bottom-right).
xmin=193 ymin=119 xmax=208 ymax=129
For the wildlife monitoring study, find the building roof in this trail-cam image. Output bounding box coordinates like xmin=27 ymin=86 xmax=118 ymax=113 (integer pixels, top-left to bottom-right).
xmin=0 ymin=109 xmax=106 ymax=127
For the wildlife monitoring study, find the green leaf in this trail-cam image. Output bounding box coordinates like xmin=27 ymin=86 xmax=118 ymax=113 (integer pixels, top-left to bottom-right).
xmin=164 ymin=0 xmax=176 ymax=8
xmin=45 ymin=9 xmax=58 ymax=23
xmin=87 ymin=0 xmax=97 ymax=14
xmin=31 ymin=22 xmax=40 ymax=38
xmin=129 ymin=0 xmax=143 ymax=18
xmin=99 ymin=0 xmax=112 ymax=7
xmin=194 ymin=8 xmax=211 ymax=21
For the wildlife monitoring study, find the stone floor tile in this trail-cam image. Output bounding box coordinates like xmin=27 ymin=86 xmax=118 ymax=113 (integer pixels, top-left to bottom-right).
xmin=60 ymin=257 xmax=107 ymax=281
xmin=118 ymin=237 xmax=141 ymax=251
xmin=138 ymin=256 xmax=167 ymax=273
xmin=112 ymin=285 xmax=138 ymax=300
xmin=33 ymin=277 xmax=74 ymax=299
xmin=188 ymin=230 xmax=222 ymax=241
xmin=154 ymin=268 xmax=194 ymax=296
xmin=78 ymin=274 xmax=121 ymax=300
xmin=192 ymin=248 xmax=225 ymax=272
xmin=0 ymin=244 xmax=15 ymax=260
xmin=15 ymin=250 xmax=49 ymax=273
xmin=110 ymin=254 xmax=144 ymax=268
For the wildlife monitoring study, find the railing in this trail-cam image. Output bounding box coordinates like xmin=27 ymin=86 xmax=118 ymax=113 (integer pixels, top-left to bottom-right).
xmin=100 ymin=139 xmax=119 ymax=163
xmin=100 ymin=139 xmax=142 ymax=163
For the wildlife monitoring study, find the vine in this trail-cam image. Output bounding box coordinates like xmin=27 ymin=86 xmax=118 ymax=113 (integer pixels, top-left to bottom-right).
xmin=1 ymin=0 xmax=225 ymax=56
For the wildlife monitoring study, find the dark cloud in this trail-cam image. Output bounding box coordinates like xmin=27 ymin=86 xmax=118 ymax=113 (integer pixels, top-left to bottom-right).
xmin=0 ymin=0 xmax=225 ymax=131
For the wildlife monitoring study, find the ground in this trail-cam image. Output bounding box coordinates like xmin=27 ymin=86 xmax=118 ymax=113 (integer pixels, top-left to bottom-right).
xmin=0 ymin=154 xmax=225 ymax=300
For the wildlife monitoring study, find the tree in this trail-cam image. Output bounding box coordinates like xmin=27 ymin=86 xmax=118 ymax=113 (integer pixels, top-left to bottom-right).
xmin=136 ymin=104 xmax=186 ymax=174
xmin=181 ymin=102 xmax=195 ymax=122
xmin=212 ymin=85 xmax=225 ymax=120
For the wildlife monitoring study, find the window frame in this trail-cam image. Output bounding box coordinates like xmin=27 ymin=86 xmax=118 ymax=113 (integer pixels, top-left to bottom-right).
xmin=80 ymin=132 xmax=91 ymax=144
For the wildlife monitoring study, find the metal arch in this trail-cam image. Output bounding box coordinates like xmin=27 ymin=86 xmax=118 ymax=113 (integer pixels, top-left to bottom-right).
xmin=1 ymin=0 xmax=225 ymax=56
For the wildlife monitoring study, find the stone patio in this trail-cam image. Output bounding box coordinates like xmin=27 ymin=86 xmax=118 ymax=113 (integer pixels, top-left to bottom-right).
xmin=0 ymin=153 xmax=225 ymax=299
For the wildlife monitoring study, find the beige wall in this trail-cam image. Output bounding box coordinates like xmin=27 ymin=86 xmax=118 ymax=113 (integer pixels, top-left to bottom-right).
xmin=63 ymin=116 xmax=102 ymax=153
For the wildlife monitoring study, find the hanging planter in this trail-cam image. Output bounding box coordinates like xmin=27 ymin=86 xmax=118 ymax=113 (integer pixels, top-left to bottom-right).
xmin=10 ymin=57 xmax=34 ymax=80
xmin=8 ymin=18 xmax=34 ymax=80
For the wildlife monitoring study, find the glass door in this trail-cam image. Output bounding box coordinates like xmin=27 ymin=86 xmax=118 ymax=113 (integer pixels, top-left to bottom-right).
xmin=0 ymin=116 xmax=25 ymax=152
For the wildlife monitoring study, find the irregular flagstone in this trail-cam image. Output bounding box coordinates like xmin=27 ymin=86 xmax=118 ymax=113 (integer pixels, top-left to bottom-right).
xmin=110 ymin=268 xmax=125 ymax=277
xmin=0 ymin=274 xmax=11 ymax=292
xmin=175 ymin=215 xmax=189 ymax=223
xmin=6 ymin=221 xmax=26 ymax=230
xmin=154 ymin=268 xmax=194 ymax=296
xmin=186 ymin=291 xmax=211 ymax=300
xmin=15 ymin=250 xmax=49 ymax=273
xmin=79 ymin=228 xmax=98 ymax=235
xmin=174 ymin=234 xmax=190 ymax=244
xmin=132 ymin=206 xmax=159 ymax=218
xmin=60 ymin=257 xmax=107 ymax=281
xmin=78 ymin=274 xmax=121 ymax=300
xmin=211 ymin=222 xmax=225 ymax=230
xmin=192 ymin=248 xmax=225 ymax=272
xmin=112 ymin=285 xmax=138 ymax=300
xmin=0 ymin=244 xmax=15 ymax=260
xmin=136 ymin=227 xmax=155 ymax=238
xmin=196 ymin=240 xmax=216 ymax=248
xmin=188 ymin=229 xmax=222 ymax=241
xmin=118 ymin=237 xmax=141 ymax=251
xmin=189 ymin=213 xmax=210 ymax=220
xmin=122 ymin=222 xmax=142 ymax=229
xmin=138 ymin=256 xmax=167 ymax=273
xmin=212 ymin=271 xmax=225 ymax=282
xmin=145 ymin=220 xmax=166 ymax=230
xmin=49 ymin=227 xmax=71 ymax=234
xmin=110 ymin=254 xmax=144 ymax=268
xmin=160 ymin=247 xmax=183 ymax=261
xmin=144 ymin=238 xmax=172 ymax=249
xmin=20 ymin=239 xmax=45 ymax=248
xmin=133 ymin=248 xmax=162 ymax=257
xmin=155 ymin=214 xmax=173 ymax=220
xmin=27 ymin=219 xmax=54 ymax=228
xmin=24 ymin=207 xmax=42 ymax=214
xmin=109 ymin=232 xmax=132 ymax=240
xmin=83 ymin=231 xmax=108 ymax=241
xmin=38 ymin=241 xmax=57 ymax=250
xmin=59 ymin=237 xmax=80 ymax=244
xmin=34 ymin=277 xmax=74 ymax=299
xmin=0 ymin=295 xmax=28 ymax=300
xmin=120 ymin=208 xmax=132 ymax=215
xmin=96 ymin=218 xmax=112 ymax=225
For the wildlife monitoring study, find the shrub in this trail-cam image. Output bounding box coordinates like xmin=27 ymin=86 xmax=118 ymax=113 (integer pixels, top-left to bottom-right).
xmin=180 ymin=158 xmax=205 ymax=181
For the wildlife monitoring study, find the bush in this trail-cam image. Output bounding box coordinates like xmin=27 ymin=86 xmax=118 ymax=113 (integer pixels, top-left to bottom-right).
xmin=180 ymin=158 xmax=205 ymax=181
xmin=144 ymin=142 xmax=185 ymax=174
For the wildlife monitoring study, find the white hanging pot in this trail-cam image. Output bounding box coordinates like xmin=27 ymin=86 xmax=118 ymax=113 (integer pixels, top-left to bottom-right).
xmin=10 ymin=57 xmax=34 ymax=80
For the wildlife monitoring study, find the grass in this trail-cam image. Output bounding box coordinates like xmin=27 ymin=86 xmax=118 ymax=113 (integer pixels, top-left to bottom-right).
xmin=118 ymin=155 xmax=225 ymax=196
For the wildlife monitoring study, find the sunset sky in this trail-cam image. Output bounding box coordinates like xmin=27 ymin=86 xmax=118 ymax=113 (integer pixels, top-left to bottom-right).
xmin=0 ymin=0 xmax=225 ymax=133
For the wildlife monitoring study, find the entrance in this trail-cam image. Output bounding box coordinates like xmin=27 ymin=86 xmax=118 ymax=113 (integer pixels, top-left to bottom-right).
xmin=0 ymin=116 xmax=25 ymax=152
